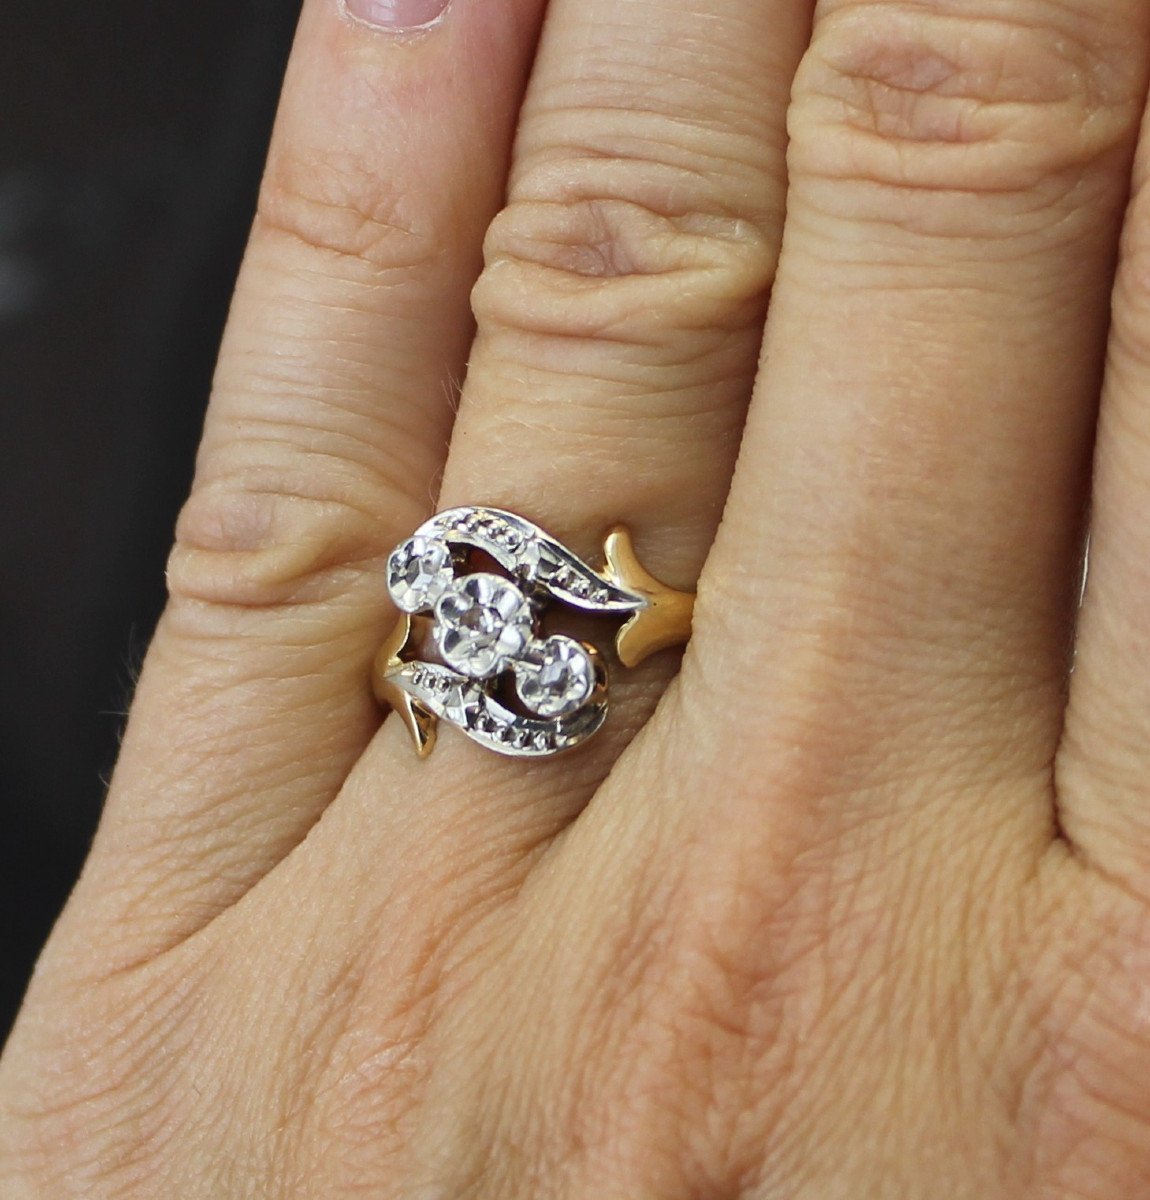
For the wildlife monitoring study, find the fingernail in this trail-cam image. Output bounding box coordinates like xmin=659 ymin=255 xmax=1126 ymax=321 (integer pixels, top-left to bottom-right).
xmin=343 ymin=0 xmax=451 ymax=31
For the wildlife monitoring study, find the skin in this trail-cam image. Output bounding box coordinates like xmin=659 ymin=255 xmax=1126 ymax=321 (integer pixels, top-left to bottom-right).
xmin=5 ymin=0 xmax=1150 ymax=1193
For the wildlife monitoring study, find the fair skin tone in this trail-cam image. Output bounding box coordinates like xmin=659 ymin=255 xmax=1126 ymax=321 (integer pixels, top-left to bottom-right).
xmin=6 ymin=0 xmax=1150 ymax=1193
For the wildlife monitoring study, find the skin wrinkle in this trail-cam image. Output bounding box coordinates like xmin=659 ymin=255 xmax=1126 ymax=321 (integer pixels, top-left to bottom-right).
xmin=197 ymin=419 xmax=428 ymax=497
xmin=785 ymin=10 xmax=1144 ymax=263
xmin=1008 ymin=890 xmax=1150 ymax=1195
xmin=516 ymin=112 xmax=779 ymax=181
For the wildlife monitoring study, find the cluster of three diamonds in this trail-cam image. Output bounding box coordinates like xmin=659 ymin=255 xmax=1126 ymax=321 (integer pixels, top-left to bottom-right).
xmin=387 ymin=535 xmax=597 ymax=720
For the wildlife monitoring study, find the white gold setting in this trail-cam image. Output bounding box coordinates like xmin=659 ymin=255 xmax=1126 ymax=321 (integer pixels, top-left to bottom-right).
xmin=434 ymin=573 xmax=533 ymax=679
xmin=387 ymin=535 xmax=455 ymax=614
xmin=514 ymin=636 xmax=596 ymax=719
xmin=374 ymin=506 xmax=696 ymax=759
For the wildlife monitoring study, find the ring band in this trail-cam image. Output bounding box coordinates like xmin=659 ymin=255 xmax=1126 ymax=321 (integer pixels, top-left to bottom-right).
xmin=372 ymin=506 xmax=695 ymax=758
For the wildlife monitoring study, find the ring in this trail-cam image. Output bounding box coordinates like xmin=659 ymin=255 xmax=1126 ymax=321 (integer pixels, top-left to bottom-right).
xmin=372 ymin=506 xmax=696 ymax=758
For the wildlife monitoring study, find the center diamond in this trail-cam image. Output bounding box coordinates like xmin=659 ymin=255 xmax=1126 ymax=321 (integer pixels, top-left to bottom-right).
xmin=434 ymin=573 xmax=533 ymax=679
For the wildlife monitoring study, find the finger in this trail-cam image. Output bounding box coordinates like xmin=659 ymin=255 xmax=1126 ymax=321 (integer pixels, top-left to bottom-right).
xmin=1058 ymin=118 xmax=1150 ymax=889
xmin=341 ymin=0 xmax=812 ymax=840
xmin=72 ymin=0 xmax=546 ymax=961
xmin=681 ymin=0 xmax=1149 ymax=836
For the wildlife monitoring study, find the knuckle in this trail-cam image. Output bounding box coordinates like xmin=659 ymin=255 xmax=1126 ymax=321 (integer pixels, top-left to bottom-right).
xmin=472 ymin=150 xmax=777 ymax=345
xmin=790 ymin=3 xmax=1141 ymax=236
xmin=255 ymin=143 xmax=446 ymax=275
xmin=167 ymin=449 xmax=409 ymax=617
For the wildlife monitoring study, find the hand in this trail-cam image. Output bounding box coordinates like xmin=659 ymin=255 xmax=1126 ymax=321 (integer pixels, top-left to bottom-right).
xmin=5 ymin=0 xmax=1150 ymax=1194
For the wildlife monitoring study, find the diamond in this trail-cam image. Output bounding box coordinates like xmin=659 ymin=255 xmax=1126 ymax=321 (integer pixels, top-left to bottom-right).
xmin=434 ymin=573 xmax=534 ymax=679
xmin=387 ymin=536 xmax=455 ymax=613
xmin=510 ymin=538 xmax=541 ymax=575
xmin=514 ymin=636 xmax=595 ymax=719
xmin=443 ymin=682 xmax=473 ymax=725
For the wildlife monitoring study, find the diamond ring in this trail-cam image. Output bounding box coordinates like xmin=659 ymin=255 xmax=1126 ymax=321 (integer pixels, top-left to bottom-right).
xmin=372 ymin=507 xmax=696 ymax=758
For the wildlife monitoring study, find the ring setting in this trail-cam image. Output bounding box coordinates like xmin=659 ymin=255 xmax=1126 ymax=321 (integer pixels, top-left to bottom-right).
xmin=372 ymin=506 xmax=695 ymax=758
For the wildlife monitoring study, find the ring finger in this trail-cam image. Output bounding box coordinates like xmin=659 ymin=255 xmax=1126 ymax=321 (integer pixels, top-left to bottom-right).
xmin=345 ymin=0 xmax=813 ymax=840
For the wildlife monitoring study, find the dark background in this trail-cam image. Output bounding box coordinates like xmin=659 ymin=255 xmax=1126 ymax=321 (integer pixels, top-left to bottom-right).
xmin=1 ymin=1 xmax=301 ymax=1040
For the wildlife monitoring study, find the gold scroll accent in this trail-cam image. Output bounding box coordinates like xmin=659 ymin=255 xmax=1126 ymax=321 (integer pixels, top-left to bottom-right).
xmin=602 ymin=527 xmax=695 ymax=669
xmin=372 ymin=613 xmax=438 ymax=758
